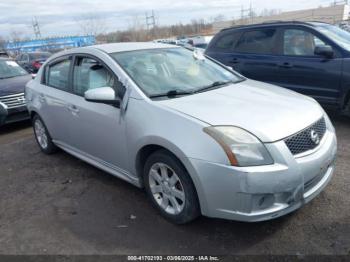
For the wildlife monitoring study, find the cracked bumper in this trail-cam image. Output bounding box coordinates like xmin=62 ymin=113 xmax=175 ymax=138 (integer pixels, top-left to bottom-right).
xmin=188 ymin=129 xmax=337 ymax=222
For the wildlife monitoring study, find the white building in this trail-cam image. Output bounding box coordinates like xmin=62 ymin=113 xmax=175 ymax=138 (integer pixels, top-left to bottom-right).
xmin=213 ymin=4 xmax=350 ymax=33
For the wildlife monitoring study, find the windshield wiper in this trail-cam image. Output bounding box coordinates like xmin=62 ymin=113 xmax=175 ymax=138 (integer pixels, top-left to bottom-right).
xmin=193 ymin=80 xmax=234 ymax=94
xmin=149 ymin=80 xmax=238 ymax=99
xmin=149 ymin=89 xmax=194 ymax=99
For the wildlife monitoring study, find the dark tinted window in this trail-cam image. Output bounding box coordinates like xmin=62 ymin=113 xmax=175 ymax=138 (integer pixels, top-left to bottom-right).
xmin=46 ymin=59 xmax=71 ymax=91
xmin=235 ymin=29 xmax=277 ymax=54
xmin=214 ymin=32 xmax=240 ymax=50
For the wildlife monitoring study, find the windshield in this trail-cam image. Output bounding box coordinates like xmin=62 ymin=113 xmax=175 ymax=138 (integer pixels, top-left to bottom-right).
xmin=110 ymin=48 xmax=243 ymax=98
xmin=316 ymin=24 xmax=350 ymax=51
xmin=0 ymin=60 xmax=28 ymax=79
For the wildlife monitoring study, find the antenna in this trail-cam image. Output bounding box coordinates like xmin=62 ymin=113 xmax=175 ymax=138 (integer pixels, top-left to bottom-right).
xmin=32 ymin=16 xmax=42 ymax=39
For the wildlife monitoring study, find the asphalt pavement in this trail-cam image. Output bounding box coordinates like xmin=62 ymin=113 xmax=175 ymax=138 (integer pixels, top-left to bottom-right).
xmin=0 ymin=115 xmax=349 ymax=255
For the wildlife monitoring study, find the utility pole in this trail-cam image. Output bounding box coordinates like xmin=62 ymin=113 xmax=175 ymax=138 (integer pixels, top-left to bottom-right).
xmin=240 ymin=5 xmax=251 ymax=24
xmin=146 ymin=10 xmax=156 ymax=30
xmin=32 ymin=16 xmax=41 ymax=39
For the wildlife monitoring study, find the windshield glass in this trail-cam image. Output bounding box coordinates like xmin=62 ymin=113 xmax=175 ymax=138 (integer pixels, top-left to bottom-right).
xmin=0 ymin=60 xmax=28 ymax=79
xmin=110 ymin=48 xmax=243 ymax=97
xmin=316 ymin=24 xmax=350 ymax=51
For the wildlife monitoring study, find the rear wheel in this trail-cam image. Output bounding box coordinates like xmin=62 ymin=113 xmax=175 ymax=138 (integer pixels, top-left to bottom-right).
xmin=32 ymin=114 xmax=57 ymax=154
xmin=143 ymin=150 xmax=200 ymax=224
xmin=343 ymin=97 xmax=350 ymax=117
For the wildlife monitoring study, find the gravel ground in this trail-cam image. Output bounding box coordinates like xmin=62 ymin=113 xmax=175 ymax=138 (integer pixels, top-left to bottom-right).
xmin=0 ymin=114 xmax=349 ymax=255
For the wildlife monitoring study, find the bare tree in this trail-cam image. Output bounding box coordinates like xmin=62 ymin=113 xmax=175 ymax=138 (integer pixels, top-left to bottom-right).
xmin=76 ymin=13 xmax=108 ymax=36
xmin=212 ymin=14 xmax=226 ymax=23
xmin=9 ymin=30 xmax=25 ymax=42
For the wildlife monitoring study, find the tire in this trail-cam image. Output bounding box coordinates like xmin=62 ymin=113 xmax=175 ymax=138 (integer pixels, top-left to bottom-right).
xmin=342 ymin=97 xmax=350 ymax=117
xmin=143 ymin=149 xmax=200 ymax=224
xmin=32 ymin=114 xmax=58 ymax=154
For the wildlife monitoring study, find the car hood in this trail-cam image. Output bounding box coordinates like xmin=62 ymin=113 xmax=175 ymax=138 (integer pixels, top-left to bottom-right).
xmin=158 ymin=79 xmax=324 ymax=142
xmin=0 ymin=75 xmax=31 ymax=96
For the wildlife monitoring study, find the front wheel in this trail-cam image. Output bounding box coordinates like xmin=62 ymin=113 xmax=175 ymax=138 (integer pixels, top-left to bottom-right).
xmin=32 ymin=114 xmax=58 ymax=154
xmin=143 ymin=150 xmax=200 ymax=224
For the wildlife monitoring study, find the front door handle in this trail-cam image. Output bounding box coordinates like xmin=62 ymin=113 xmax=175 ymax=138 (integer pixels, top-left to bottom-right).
xmin=68 ymin=104 xmax=79 ymax=114
xmin=278 ymin=62 xmax=293 ymax=69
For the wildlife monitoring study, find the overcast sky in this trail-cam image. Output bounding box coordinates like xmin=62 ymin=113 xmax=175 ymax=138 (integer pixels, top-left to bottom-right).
xmin=0 ymin=0 xmax=336 ymax=39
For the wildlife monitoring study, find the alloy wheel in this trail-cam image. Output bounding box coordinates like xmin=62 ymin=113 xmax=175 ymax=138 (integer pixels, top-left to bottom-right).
xmin=34 ymin=119 xmax=48 ymax=149
xmin=148 ymin=162 xmax=186 ymax=215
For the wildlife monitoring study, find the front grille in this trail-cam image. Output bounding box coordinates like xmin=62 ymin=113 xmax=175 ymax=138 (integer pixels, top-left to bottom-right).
xmin=0 ymin=93 xmax=26 ymax=109
xmin=285 ymin=117 xmax=327 ymax=156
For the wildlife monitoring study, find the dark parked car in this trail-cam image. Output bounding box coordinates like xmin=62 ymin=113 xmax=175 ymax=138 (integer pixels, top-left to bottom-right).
xmin=205 ymin=21 xmax=350 ymax=115
xmin=16 ymin=52 xmax=51 ymax=73
xmin=0 ymin=49 xmax=9 ymax=58
xmin=0 ymin=58 xmax=31 ymax=126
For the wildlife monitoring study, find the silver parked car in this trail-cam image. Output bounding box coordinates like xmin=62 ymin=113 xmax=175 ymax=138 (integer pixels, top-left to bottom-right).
xmin=25 ymin=43 xmax=337 ymax=224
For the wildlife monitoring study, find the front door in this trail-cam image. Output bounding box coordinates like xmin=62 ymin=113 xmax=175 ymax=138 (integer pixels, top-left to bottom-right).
xmin=274 ymin=27 xmax=342 ymax=105
xmin=64 ymin=56 xmax=129 ymax=172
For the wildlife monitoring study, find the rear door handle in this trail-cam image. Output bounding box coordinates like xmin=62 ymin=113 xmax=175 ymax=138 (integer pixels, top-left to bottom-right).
xmin=278 ymin=62 xmax=293 ymax=69
xmin=231 ymin=58 xmax=240 ymax=64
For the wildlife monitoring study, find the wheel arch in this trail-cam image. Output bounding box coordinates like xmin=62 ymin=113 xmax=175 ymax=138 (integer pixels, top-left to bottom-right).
xmin=134 ymin=139 xmax=208 ymax=214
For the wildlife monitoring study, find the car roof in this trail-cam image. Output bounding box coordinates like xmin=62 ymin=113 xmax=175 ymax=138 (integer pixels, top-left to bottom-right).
xmin=220 ymin=21 xmax=330 ymax=32
xmin=91 ymin=42 xmax=179 ymax=54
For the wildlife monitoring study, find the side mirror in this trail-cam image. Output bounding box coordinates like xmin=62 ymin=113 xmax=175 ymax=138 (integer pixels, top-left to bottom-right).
xmin=315 ymin=45 xmax=334 ymax=58
xmin=84 ymin=87 xmax=121 ymax=108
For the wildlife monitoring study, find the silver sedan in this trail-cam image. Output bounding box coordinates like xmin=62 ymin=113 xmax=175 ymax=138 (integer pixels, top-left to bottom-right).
xmin=25 ymin=43 xmax=337 ymax=224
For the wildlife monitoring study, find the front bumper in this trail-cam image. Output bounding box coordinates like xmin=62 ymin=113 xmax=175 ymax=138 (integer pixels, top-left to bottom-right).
xmin=188 ymin=128 xmax=337 ymax=222
xmin=0 ymin=103 xmax=29 ymax=126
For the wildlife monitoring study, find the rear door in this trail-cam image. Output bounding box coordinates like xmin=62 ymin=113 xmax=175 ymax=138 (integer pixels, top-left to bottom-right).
xmin=207 ymin=27 xmax=281 ymax=85
xmin=39 ymin=56 xmax=73 ymax=144
xmin=273 ymin=26 xmax=343 ymax=105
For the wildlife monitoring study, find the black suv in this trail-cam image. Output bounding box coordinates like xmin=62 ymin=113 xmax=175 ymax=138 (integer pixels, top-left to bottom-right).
xmin=205 ymin=21 xmax=350 ymax=115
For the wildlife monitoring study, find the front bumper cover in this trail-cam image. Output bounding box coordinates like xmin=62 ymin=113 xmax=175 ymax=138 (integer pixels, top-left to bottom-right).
xmin=188 ymin=129 xmax=337 ymax=222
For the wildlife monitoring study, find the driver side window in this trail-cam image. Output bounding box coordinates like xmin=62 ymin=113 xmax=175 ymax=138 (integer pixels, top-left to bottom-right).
xmin=283 ymin=29 xmax=327 ymax=56
xmin=73 ymin=57 xmax=125 ymax=97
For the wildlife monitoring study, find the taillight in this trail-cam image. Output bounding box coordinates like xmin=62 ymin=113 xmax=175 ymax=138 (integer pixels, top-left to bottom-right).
xmin=32 ymin=61 xmax=41 ymax=69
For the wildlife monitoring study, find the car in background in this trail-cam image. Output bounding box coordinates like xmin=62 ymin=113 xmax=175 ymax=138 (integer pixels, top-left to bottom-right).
xmin=16 ymin=52 xmax=51 ymax=73
xmin=0 ymin=49 xmax=9 ymax=58
xmin=205 ymin=21 xmax=350 ymax=115
xmin=0 ymin=58 xmax=31 ymax=126
xmin=26 ymin=43 xmax=336 ymax=224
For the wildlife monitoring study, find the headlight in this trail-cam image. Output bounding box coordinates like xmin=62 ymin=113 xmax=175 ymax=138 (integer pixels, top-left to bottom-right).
xmin=204 ymin=126 xmax=274 ymax=167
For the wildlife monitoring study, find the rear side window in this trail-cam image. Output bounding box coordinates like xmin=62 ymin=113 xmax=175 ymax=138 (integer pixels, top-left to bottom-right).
xmin=213 ymin=32 xmax=240 ymax=51
xmin=45 ymin=59 xmax=71 ymax=91
xmin=235 ymin=29 xmax=277 ymax=54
